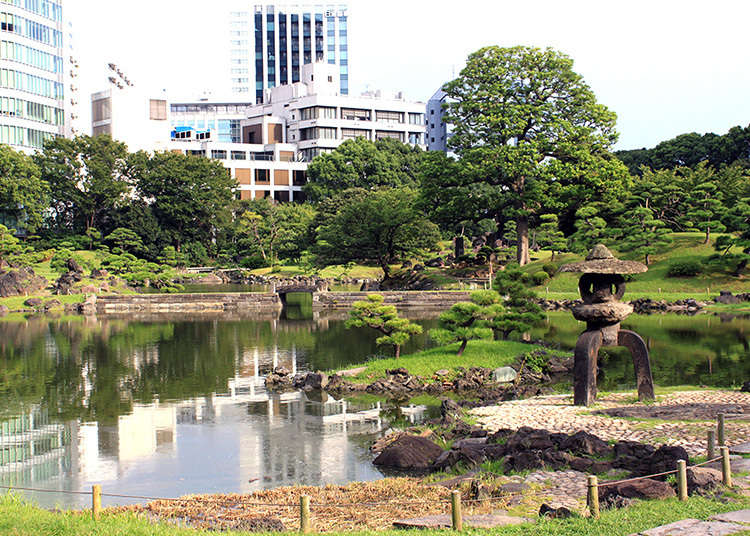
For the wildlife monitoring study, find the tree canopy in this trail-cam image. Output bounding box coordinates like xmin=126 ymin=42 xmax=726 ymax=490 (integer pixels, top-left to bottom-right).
xmin=0 ymin=145 xmax=47 ymax=232
xmin=443 ymin=45 xmax=630 ymax=265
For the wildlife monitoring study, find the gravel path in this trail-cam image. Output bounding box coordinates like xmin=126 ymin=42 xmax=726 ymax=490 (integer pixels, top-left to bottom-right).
xmin=472 ymin=390 xmax=750 ymax=456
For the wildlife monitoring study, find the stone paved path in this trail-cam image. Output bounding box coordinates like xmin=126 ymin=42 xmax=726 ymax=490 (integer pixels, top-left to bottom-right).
xmin=630 ymin=509 xmax=750 ymax=535
xmin=472 ymin=391 xmax=750 ymax=456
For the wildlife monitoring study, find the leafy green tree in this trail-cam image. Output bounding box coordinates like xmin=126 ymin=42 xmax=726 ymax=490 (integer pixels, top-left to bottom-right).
xmin=430 ymin=290 xmax=501 ymax=356
xmin=613 ymin=206 xmax=672 ymax=265
xmin=491 ymin=265 xmax=544 ymax=339
xmin=305 ymin=137 xmax=422 ymax=202
xmin=444 ymin=45 xmax=629 ymax=266
xmin=714 ymin=196 xmax=750 ymax=275
xmin=683 ymin=164 xmax=727 ymax=244
xmin=314 ymin=188 xmax=440 ymax=279
xmin=134 ymin=151 xmax=235 ymax=252
xmin=345 ymin=294 xmax=423 ymax=358
xmin=34 ymin=135 xmax=132 ymax=233
xmin=0 ymin=145 xmax=48 ymax=232
xmin=536 ymin=214 xmax=567 ymax=260
xmin=157 ymin=245 xmax=188 ymax=267
xmin=630 ymin=167 xmax=687 ymax=230
xmin=568 ymin=204 xmax=610 ymax=253
xmin=0 ymin=224 xmax=23 ymax=261
xmin=105 ymin=227 xmax=146 ymax=254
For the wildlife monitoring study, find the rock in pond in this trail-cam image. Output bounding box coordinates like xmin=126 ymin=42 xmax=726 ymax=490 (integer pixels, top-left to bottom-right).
xmin=492 ymin=367 xmax=517 ymax=383
xmin=373 ymin=434 xmax=444 ymax=470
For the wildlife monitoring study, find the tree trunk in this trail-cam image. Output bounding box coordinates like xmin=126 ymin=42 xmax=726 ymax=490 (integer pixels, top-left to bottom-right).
xmin=394 ymin=344 xmax=400 ymax=359
xmin=704 ymin=227 xmax=710 ymax=245
xmin=516 ymin=215 xmax=530 ymax=266
xmin=381 ymin=259 xmax=391 ymax=281
xmin=645 ymin=253 xmax=650 ymax=265
xmin=457 ymin=339 xmax=468 ymax=356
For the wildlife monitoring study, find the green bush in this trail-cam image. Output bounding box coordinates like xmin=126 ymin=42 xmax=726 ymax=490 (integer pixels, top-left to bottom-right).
xmin=532 ymin=271 xmax=550 ymax=285
xmin=519 ymin=272 xmax=533 ymax=285
xmin=666 ymin=260 xmax=703 ymax=277
xmin=542 ymin=263 xmax=558 ymax=277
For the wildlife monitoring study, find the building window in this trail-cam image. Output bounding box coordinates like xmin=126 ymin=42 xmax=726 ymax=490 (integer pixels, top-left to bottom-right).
xmin=376 ymin=110 xmax=404 ymax=123
xmin=300 ymin=106 xmax=336 ymax=120
xmin=231 ymin=150 xmax=246 ymax=160
xmin=341 ymin=128 xmax=370 ymax=140
xmin=293 ymin=170 xmax=307 ymax=185
xmin=408 ymin=132 xmax=422 ymax=144
xmin=255 ymin=169 xmax=270 ymax=183
xmin=375 ymin=130 xmax=404 ymax=142
xmin=91 ymin=97 xmax=111 ymax=122
xmin=149 ymin=99 xmax=167 ymax=120
xmin=341 ymin=108 xmax=370 ymax=121
xmin=408 ymin=113 xmax=423 ymax=125
xmin=211 ymin=150 xmax=227 ymax=159
xmin=300 ymin=126 xmax=337 ymax=140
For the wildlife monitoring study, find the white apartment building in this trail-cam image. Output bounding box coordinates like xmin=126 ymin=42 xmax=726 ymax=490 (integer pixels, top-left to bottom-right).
xmin=228 ymin=2 xmax=350 ymax=103
xmin=91 ymin=63 xmax=426 ymax=202
xmin=0 ymin=0 xmax=67 ymax=152
xmin=426 ymin=87 xmax=452 ymax=152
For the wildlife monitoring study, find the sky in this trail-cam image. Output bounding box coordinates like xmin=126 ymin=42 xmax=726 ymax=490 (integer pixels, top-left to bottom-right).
xmin=67 ymin=0 xmax=750 ymax=150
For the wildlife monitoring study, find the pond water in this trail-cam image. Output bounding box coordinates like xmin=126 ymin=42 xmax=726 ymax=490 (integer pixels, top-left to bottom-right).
xmin=1 ymin=303 xmax=748 ymax=509
xmin=140 ymin=283 xmax=364 ymax=294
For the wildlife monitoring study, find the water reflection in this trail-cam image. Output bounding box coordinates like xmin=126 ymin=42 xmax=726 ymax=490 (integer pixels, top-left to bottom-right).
xmin=0 ymin=310 xmax=439 ymax=508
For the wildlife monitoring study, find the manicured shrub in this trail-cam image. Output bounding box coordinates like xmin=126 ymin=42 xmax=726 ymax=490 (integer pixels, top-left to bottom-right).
xmin=519 ymin=272 xmax=533 ymax=286
xmin=542 ymin=263 xmax=558 ymax=277
xmin=666 ymin=260 xmax=702 ymax=277
xmin=532 ymin=271 xmax=550 ymax=285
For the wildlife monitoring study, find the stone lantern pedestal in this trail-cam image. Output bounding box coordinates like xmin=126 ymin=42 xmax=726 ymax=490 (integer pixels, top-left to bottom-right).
xmin=560 ymin=245 xmax=655 ymax=406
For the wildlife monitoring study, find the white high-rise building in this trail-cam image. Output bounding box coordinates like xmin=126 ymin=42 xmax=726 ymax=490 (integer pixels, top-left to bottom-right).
xmin=228 ymin=2 xmax=350 ymax=103
xmin=0 ymin=0 xmax=67 ymax=152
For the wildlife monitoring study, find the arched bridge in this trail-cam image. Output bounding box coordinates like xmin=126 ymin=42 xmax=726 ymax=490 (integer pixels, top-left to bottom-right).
xmin=273 ymin=282 xmax=329 ymax=304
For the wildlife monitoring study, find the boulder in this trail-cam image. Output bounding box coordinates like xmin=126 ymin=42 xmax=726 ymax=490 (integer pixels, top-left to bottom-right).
xmin=645 ymin=445 xmax=689 ymax=476
xmin=66 ymin=258 xmax=83 ymax=273
xmin=686 ymin=467 xmax=723 ymax=495
xmin=90 ymin=268 xmax=109 ymax=279
xmin=559 ymin=430 xmax=612 ymax=457
xmin=293 ymin=372 xmax=329 ymax=391
xmin=504 ymin=450 xmax=545 ymax=472
xmin=600 ymin=478 xmax=676 ymax=504
xmin=373 ymin=435 xmax=445 ymax=470
xmin=492 ymin=367 xmax=517 ymax=383
xmin=506 ymin=428 xmax=554 ymax=451
xmin=440 ymin=398 xmax=462 ymax=421
xmin=539 ymin=503 xmax=573 ymax=519
xmin=0 ymin=267 xmax=47 ymax=297
xmin=24 ymin=297 xmax=43 ymax=308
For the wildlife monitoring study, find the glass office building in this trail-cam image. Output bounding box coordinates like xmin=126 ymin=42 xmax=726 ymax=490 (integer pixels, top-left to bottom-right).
xmin=229 ymin=3 xmax=349 ymax=103
xmin=0 ymin=0 xmax=66 ymax=151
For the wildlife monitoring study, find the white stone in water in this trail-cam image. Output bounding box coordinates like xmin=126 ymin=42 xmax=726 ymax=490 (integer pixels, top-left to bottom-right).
xmin=493 ymin=367 xmax=517 ymax=383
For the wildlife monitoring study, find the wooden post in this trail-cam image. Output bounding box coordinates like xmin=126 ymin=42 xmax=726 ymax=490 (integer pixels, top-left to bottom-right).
xmin=92 ymin=484 xmax=102 ymax=521
xmin=450 ymin=490 xmax=462 ymax=531
xmin=707 ymin=430 xmax=716 ymax=460
xmin=299 ymin=495 xmax=311 ymax=533
xmin=677 ymin=460 xmax=688 ymax=501
xmin=587 ymin=476 xmax=600 ymax=519
xmin=721 ymin=446 xmax=733 ymax=487
xmin=717 ymin=413 xmax=726 ymax=446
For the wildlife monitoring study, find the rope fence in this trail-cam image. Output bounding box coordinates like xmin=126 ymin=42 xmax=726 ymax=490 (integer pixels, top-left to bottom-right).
xmin=2 ymin=410 xmax=746 ymax=530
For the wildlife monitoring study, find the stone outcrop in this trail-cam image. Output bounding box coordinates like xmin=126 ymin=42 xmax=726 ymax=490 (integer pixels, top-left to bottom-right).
xmin=373 ymin=434 xmax=444 ymax=470
xmin=0 ymin=266 xmax=47 ymax=297
xmin=600 ymin=478 xmax=676 ymax=505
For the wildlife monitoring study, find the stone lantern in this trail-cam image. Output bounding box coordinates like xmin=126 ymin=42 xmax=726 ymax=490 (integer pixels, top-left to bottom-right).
xmin=560 ymin=244 xmax=655 ymax=406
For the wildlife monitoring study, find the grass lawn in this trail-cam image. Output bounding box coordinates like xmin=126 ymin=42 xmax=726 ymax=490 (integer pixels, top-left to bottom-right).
xmin=2 ymin=493 xmax=749 ymax=536
xmin=524 ymin=233 xmax=749 ymax=301
xmin=332 ymin=339 xmax=548 ymax=382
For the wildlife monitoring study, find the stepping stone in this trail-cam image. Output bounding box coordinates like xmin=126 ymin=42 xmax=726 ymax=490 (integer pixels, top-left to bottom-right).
xmin=338 ymin=366 xmax=367 ymax=377
xmin=710 ymin=510 xmax=750 ymax=525
xmin=635 ymin=519 xmax=748 ymax=535
xmin=392 ymin=514 xmax=532 ymax=529
xmin=729 ymin=442 xmax=750 ymax=455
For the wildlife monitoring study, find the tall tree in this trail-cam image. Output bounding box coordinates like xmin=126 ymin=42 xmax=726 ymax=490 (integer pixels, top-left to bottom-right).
xmin=0 ymin=145 xmax=48 ymax=232
xmin=491 ymin=264 xmax=544 ymax=339
xmin=613 ymin=206 xmax=672 ymax=265
xmin=345 ymin=294 xmax=423 ymax=358
xmin=304 ymin=137 xmax=422 ymax=202
xmin=134 ymin=151 xmax=236 ymax=252
xmin=536 ymin=214 xmax=567 ymax=261
xmin=314 ymin=188 xmax=440 ymax=279
xmin=34 ymin=135 xmax=132 ymax=233
xmin=682 ymin=163 xmax=727 ymax=244
xmin=444 ymin=46 xmax=628 ymax=266
xmin=430 ymin=290 xmax=501 ymax=356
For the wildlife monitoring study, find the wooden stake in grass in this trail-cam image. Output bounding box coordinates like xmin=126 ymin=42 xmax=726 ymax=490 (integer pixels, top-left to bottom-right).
xmin=299 ymin=495 xmax=311 ymax=534
xmin=450 ymin=490 xmax=462 ymax=531
xmin=587 ymin=476 xmax=600 ymax=519
xmin=707 ymin=430 xmax=716 ymax=460
xmin=92 ymin=484 xmax=102 ymax=521
xmin=717 ymin=413 xmax=726 ymax=446
xmin=677 ymin=460 xmax=688 ymax=501
xmin=721 ymin=446 xmax=733 ymax=487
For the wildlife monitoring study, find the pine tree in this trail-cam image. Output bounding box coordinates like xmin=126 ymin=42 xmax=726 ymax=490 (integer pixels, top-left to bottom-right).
xmin=615 ymin=206 xmax=672 ymax=265
xmin=536 ymin=214 xmax=567 ymax=261
xmin=345 ymin=294 xmax=423 ymax=358
xmin=430 ymin=290 xmax=502 ymax=356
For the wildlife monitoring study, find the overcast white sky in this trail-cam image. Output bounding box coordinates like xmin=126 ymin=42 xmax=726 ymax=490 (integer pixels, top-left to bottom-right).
xmin=67 ymin=0 xmax=750 ymax=149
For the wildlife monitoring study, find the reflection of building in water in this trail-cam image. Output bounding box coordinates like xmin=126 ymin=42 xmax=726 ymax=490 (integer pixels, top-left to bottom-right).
xmin=0 ymin=407 xmax=70 ymax=485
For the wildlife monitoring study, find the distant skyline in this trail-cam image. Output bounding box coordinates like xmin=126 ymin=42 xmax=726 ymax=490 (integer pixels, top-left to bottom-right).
xmin=67 ymin=0 xmax=750 ymax=149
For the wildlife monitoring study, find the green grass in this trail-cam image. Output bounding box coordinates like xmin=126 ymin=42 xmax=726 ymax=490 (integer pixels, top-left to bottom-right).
xmin=0 ymin=293 xmax=84 ymax=311
xmin=2 ymin=492 xmax=749 ymax=536
xmin=332 ymin=339 xmax=549 ymax=382
xmin=249 ymin=263 xmax=386 ymax=279
xmin=526 ymin=233 xmax=749 ymax=300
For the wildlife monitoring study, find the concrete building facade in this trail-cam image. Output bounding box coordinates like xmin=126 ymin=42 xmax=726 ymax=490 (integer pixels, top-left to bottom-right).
xmin=228 ymin=2 xmax=350 ymax=102
xmin=426 ymin=87 xmax=452 ymax=152
xmin=0 ymin=0 xmax=67 ymax=151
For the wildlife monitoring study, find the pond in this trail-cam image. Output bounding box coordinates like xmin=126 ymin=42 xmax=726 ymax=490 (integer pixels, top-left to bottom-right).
xmin=1 ymin=305 xmax=748 ymax=509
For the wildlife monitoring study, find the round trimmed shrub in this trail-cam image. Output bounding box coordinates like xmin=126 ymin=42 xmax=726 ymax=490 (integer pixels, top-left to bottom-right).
xmin=542 ymin=263 xmax=558 ymax=277
xmin=667 ymin=260 xmax=702 ymax=277
xmin=532 ymin=271 xmax=550 ymax=285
